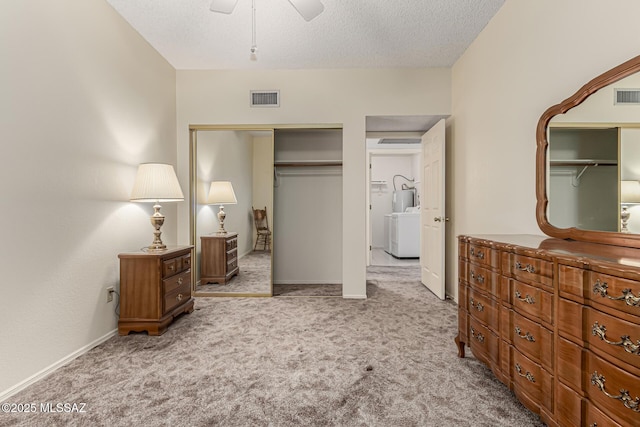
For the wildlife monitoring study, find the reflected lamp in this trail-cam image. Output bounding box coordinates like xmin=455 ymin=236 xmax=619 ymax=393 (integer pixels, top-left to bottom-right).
xmin=620 ymin=180 xmax=640 ymax=233
xmin=130 ymin=163 xmax=184 ymax=250
xmin=207 ymin=181 xmax=237 ymax=234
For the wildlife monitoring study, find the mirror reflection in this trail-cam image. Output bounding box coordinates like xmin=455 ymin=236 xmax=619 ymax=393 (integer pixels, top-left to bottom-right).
xmin=192 ymin=129 xmax=273 ymax=296
xmin=547 ymin=71 xmax=640 ymax=234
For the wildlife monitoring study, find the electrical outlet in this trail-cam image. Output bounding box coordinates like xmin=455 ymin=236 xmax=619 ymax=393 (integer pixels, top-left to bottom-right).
xmin=107 ymin=286 xmax=115 ymax=303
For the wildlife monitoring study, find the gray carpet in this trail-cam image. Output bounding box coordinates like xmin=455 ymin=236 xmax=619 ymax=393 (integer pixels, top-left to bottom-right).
xmin=196 ymin=250 xmax=271 ymax=295
xmin=2 ymin=267 xmax=544 ymax=427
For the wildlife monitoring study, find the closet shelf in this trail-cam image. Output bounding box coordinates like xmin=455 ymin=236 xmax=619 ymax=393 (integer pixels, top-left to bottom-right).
xmin=274 ymin=160 xmax=343 ymax=167
xmin=550 ymin=159 xmax=617 ymax=166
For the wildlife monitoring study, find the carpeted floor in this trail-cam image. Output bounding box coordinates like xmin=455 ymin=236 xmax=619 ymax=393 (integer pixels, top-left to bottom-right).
xmin=2 ymin=267 xmax=545 ymax=427
xmin=196 ymin=250 xmax=271 ymax=295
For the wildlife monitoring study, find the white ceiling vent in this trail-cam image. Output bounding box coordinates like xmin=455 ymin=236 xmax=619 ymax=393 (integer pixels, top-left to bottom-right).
xmin=379 ymin=138 xmax=421 ymax=144
xmin=615 ymin=89 xmax=640 ymax=105
xmin=250 ymin=90 xmax=280 ymax=107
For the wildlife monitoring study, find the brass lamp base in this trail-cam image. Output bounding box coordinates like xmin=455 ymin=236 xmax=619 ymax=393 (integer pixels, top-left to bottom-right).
xmin=148 ymin=202 xmax=167 ymax=250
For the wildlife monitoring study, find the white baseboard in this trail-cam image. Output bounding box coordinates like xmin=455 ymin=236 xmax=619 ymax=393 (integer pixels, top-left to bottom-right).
xmin=342 ymin=294 xmax=367 ymax=299
xmin=273 ymin=280 xmax=342 ymax=285
xmin=0 ymin=329 xmax=117 ymax=403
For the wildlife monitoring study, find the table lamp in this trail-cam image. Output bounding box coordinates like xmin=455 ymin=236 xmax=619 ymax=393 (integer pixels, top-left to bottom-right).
xmin=207 ymin=181 xmax=237 ymax=234
xmin=620 ymin=180 xmax=640 ymax=233
xmin=130 ymin=163 xmax=184 ymax=250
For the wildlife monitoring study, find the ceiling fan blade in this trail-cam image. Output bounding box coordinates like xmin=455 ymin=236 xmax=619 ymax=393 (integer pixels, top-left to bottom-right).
xmin=210 ymin=0 xmax=238 ymax=14
xmin=287 ymin=0 xmax=324 ymax=21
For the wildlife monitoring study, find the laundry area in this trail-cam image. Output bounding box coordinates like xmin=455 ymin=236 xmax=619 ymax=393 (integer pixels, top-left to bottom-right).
xmin=370 ymin=152 xmax=421 ymax=262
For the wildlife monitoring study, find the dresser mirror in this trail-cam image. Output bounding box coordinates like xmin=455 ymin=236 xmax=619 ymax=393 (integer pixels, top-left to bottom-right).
xmin=536 ymin=55 xmax=640 ymax=248
xmin=190 ymin=127 xmax=274 ymax=296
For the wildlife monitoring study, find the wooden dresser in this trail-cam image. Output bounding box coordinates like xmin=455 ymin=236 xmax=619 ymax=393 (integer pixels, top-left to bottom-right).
xmin=118 ymin=246 xmax=194 ymax=336
xmin=457 ymin=235 xmax=640 ymax=427
xmin=200 ymin=232 xmax=239 ymax=285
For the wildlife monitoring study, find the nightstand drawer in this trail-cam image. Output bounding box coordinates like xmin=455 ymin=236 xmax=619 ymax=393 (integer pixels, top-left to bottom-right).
xmin=164 ymin=270 xmax=190 ymax=295
xmin=164 ymin=281 xmax=191 ymax=313
xmin=226 ymin=237 xmax=237 ymax=251
xmin=162 ymin=257 xmax=180 ymax=278
xmin=180 ymin=253 xmax=191 ymax=270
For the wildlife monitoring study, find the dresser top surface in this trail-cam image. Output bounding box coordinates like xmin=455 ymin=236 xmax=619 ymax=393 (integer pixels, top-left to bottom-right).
xmin=118 ymin=245 xmax=193 ymax=259
xmin=200 ymin=232 xmax=238 ymax=239
xmin=460 ymin=234 xmax=640 ymax=267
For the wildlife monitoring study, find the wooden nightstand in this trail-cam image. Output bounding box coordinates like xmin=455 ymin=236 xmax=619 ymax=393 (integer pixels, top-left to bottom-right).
xmin=118 ymin=246 xmax=194 ymax=336
xmin=200 ymin=232 xmax=239 ymax=285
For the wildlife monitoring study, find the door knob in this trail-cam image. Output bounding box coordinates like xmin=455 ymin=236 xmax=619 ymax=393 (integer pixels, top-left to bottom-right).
xmin=434 ymin=216 xmax=450 ymax=222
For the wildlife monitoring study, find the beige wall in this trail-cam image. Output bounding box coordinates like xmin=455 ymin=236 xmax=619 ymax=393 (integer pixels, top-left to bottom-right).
xmin=449 ymin=0 xmax=640 ymax=300
xmin=0 ymin=0 xmax=177 ymax=397
xmin=176 ymin=68 xmax=452 ymax=298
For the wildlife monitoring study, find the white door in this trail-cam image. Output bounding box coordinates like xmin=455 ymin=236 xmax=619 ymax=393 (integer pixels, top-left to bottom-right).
xmin=421 ymin=119 xmax=446 ymax=300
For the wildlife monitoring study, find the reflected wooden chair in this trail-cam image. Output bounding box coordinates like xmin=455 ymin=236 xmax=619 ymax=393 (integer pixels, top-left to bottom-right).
xmin=252 ymin=206 xmax=272 ymax=251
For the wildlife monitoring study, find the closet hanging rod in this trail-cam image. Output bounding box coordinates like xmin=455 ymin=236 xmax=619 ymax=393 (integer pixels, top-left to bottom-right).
xmin=274 ymin=161 xmax=343 ymax=168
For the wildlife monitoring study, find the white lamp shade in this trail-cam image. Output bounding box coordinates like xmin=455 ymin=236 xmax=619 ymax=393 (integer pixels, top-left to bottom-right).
xmin=207 ymin=181 xmax=237 ymax=205
xmin=130 ymin=163 xmax=184 ymax=202
xmin=621 ymin=180 xmax=640 ymax=204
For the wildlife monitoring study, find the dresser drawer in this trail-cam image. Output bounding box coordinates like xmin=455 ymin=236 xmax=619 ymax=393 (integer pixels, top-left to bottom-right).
xmin=467 ymin=288 xmax=498 ymax=331
xmin=586 ymin=350 xmax=640 ymax=427
xmin=162 ymin=257 xmax=180 ymax=278
xmin=558 ymin=264 xmax=584 ymax=299
xmin=590 ymin=272 xmax=640 ymax=318
xmin=585 ymin=400 xmax=621 ymax=427
xmin=509 ymin=310 xmax=553 ymax=370
xmin=226 ymin=237 xmax=238 ymax=251
xmin=587 ymin=307 xmax=640 ymax=369
xmin=180 ymin=253 xmax=191 ymax=271
xmin=163 ymin=269 xmax=191 ymax=295
xmin=227 ymin=257 xmax=238 ymax=272
xmin=511 ymin=349 xmax=553 ymax=413
xmin=468 ymin=264 xmax=498 ymax=295
xmin=468 ymin=243 xmax=496 ymax=269
xmin=164 ymin=281 xmax=191 ymax=314
xmin=510 ymin=254 xmax=553 ymax=288
xmin=508 ymin=278 xmax=553 ymax=325
xmin=458 ymin=259 xmax=468 ymax=283
xmin=469 ymin=317 xmax=499 ymax=367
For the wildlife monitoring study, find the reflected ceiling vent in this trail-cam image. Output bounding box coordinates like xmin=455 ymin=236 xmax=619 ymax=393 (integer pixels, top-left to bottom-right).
xmin=378 ymin=138 xmax=421 ymax=144
xmin=615 ymin=89 xmax=640 ymax=105
xmin=250 ymin=90 xmax=280 ymax=107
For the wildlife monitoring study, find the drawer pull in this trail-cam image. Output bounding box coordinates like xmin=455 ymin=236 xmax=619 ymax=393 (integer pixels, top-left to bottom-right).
xmin=514 ymin=290 xmax=535 ymax=305
xmin=514 ymin=326 xmax=536 ymax=342
xmin=593 ymin=279 xmax=640 ymax=308
xmin=177 ymin=277 xmax=183 ymax=285
xmin=590 ymin=372 xmax=640 ymax=412
xmin=589 ymin=424 xmax=597 ymax=427
xmin=514 ymin=261 xmax=536 ymax=274
xmin=592 ymin=322 xmax=640 ymax=355
xmin=168 ymin=265 xmax=175 ymax=271
xmin=176 ymin=293 xmax=183 ymax=302
xmin=515 ymin=363 xmax=535 ymax=383
xmin=469 ymin=298 xmax=484 ymax=312
xmin=470 ymin=327 xmax=485 ymax=343
xmin=470 ymin=248 xmax=485 ymax=260
xmin=470 ymin=271 xmax=485 ymax=284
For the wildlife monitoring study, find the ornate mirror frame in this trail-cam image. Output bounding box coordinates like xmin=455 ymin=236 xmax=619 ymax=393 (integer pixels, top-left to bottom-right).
xmin=536 ymin=54 xmax=640 ymax=248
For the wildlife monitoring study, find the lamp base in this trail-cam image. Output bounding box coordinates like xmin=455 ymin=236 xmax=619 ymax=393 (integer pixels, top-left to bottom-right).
xmin=216 ymin=205 xmax=228 ymax=234
xmin=148 ymin=203 xmax=167 ymax=250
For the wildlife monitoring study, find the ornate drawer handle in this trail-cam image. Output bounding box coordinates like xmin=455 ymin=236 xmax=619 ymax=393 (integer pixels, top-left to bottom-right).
xmin=470 ymin=271 xmax=485 ymax=284
xmin=515 ymin=363 xmax=535 ymax=383
xmin=592 ymin=322 xmax=640 ymax=355
xmin=593 ymin=279 xmax=640 ymax=308
xmin=469 ymin=298 xmax=484 ymax=312
xmin=470 ymin=248 xmax=485 ymax=259
xmin=168 ymin=265 xmax=175 ymax=271
xmin=176 ymin=293 xmax=183 ymax=302
xmin=589 ymin=424 xmax=597 ymax=427
xmin=514 ymin=326 xmax=536 ymax=342
xmin=514 ymin=261 xmax=536 ymax=274
xmin=470 ymin=327 xmax=485 ymax=343
xmin=590 ymin=372 xmax=640 ymax=412
xmin=514 ymin=290 xmax=535 ymax=304
xmin=178 ymin=277 xmax=183 ymax=285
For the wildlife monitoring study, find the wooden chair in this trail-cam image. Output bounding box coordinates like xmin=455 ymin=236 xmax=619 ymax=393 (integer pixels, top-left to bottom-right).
xmin=252 ymin=206 xmax=272 ymax=251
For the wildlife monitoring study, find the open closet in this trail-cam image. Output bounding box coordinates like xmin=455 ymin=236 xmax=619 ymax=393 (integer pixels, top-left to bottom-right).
xmin=273 ymin=128 xmax=343 ymax=296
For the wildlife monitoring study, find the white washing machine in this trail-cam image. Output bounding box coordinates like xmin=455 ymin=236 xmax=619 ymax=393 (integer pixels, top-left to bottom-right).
xmin=389 ymin=212 xmax=420 ymax=258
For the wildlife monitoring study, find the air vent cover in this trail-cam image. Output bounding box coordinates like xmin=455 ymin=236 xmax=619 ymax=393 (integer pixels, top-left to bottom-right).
xmin=379 ymin=138 xmax=421 ymax=144
xmin=250 ymin=90 xmax=280 ymax=107
xmin=615 ymin=89 xmax=640 ymax=105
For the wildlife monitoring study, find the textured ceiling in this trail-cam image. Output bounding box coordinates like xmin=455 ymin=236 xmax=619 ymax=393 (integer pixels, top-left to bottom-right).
xmin=105 ymin=0 xmax=504 ymax=70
